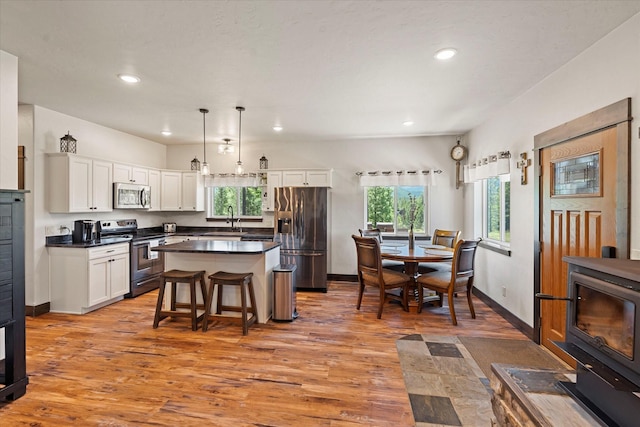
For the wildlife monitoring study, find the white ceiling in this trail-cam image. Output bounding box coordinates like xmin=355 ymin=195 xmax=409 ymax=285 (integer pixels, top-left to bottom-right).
xmin=1 ymin=1 xmax=639 ymax=147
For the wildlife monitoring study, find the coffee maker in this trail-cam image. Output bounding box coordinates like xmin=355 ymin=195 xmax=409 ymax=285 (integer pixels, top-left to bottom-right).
xmin=73 ymin=220 xmax=95 ymax=243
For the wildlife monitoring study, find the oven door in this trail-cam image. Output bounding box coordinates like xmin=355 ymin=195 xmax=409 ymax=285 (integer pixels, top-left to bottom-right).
xmin=131 ymin=239 xmax=165 ymax=282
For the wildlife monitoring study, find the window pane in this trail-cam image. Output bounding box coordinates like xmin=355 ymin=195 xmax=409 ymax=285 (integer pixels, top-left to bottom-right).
xmin=208 ymin=186 xmax=262 ymax=217
xmin=504 ymin=180 xmax=511 ymax=242
xmin=366 ymin=187 xmax=394 ymax=231
xmin=397 ymin=187 xmax=425 ymax=233
xmin=486 ymin=177 xmax=501 ymax=240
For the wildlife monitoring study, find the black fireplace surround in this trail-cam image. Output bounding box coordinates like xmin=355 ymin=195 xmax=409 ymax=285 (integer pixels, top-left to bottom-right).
xmin=559 ymin=256 xmax=640 ymax=427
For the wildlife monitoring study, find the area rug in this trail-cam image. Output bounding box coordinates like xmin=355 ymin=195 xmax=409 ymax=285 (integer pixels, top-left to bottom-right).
xmin=396 ymin=334 xmax=570 ymax=426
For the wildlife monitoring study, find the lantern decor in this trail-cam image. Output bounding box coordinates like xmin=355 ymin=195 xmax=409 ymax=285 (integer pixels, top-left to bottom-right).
xmin=59 ymin=131 xmax=77 ymax=153
xmin=191 ymin=156 xmax=201 ymax=171
xmin=259 ymin=155 xmax=268 ymax=170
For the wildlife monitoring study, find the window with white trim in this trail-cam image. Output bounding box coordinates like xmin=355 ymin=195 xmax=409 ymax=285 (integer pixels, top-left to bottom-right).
xmin=206 ymin=186 xmax=262 ymax=219
xmin=364 ymin=186 xmax=427 ymax=234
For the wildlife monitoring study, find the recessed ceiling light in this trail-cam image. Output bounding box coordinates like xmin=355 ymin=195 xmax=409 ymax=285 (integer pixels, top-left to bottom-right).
xmin=118 ymin=74 xmax=140 ymax=83
xmin=161 ymin=130 xmax=172 ymax=136
xmin=403 ymin=121 xmax=414 ymax=126
xmin=434 ymin=48 xmax=457 ymax=60
xmin=273 ymin=125 xmax=283 ymax=132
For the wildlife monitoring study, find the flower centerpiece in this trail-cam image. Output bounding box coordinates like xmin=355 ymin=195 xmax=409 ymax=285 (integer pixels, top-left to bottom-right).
xmin=407 ymin=195 xmax=417 ymax=249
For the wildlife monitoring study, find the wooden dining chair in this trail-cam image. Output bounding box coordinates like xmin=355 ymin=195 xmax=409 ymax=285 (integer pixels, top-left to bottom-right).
xmin=352 ymin=235 xmax=411 ymax=319
xmin=418 ymin=229 xmax=461 ymax=274
xmin=416 ymin=238 xmax=481 ymax=325
xmin=358 ymin=228 xmax=405 ymax=272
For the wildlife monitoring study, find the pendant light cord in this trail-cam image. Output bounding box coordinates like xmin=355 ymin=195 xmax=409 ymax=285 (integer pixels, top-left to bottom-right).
xmin=236 ymin=106 xmax=244 ymax=165
xmin=200 ymin=108 xmax=209 ymax=163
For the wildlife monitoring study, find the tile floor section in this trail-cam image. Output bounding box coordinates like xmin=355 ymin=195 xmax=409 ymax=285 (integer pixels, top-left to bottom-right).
xmin=396 ymin=334 xmax=495 ymax=427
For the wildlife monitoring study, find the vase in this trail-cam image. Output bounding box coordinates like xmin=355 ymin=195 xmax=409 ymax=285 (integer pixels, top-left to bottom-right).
xmin=408 ymin=226 xmax=415 ymax=250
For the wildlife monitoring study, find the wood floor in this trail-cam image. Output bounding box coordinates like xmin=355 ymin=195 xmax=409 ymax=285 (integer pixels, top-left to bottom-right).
xmin=1 ymin=281 xmax=527 ymax=426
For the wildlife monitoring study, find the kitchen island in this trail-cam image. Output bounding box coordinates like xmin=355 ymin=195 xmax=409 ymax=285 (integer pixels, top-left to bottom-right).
xmin=151 ymin=240 xmax=281 ymax=323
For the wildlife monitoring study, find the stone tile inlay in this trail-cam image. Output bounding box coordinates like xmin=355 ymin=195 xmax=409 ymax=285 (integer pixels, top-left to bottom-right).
xmin=426 ymin=342 xmax=464 ymax=358
xmin=397 ymin=335 xmax=493 ymax=426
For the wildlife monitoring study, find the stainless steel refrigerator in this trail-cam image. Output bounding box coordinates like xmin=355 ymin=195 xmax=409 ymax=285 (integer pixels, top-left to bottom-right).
xmin=274 ymin=187 xmax=327 ymax=292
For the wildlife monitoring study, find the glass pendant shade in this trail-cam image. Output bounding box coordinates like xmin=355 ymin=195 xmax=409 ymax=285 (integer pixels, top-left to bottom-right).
xmin=201 ymin=162 xmax=210 ymax=175
xmin=218 ymin=138 xmax=234 ymax=154
xmin=235 ymin=161 xmax=244 ymax=175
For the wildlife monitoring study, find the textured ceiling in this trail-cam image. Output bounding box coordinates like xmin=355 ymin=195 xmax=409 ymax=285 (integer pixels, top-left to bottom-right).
xmin=1 ymin=1 xmax=639 ymax=146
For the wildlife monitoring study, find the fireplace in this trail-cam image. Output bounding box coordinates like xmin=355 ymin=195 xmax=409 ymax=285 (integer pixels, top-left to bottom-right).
xmin=558 ymin=256 xmax=640 ymax=427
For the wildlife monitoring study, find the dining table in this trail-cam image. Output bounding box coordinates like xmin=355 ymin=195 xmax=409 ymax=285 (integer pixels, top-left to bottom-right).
xmin=380 ymin=242 xmax=454 ymax=307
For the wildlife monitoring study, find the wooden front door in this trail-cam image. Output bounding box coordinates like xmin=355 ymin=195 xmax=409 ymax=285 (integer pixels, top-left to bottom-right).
xmin=535 ymin=99 xmax=631 ymax=364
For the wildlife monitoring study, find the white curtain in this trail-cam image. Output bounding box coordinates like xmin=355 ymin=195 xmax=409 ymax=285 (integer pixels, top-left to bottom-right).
xmin=205 ymin=174 xmax=259 ymax=187
xmin=358 ymin=169 xmax=438 ymax=187
xmin=464 ymin=152 xmax=510 ymax=183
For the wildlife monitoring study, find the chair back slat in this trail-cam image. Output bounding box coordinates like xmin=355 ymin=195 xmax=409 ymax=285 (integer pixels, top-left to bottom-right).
xmin=359 ymin=228 xmax=383 ymax=243
xmin=353 ymin=235 xmax=382 ymax=279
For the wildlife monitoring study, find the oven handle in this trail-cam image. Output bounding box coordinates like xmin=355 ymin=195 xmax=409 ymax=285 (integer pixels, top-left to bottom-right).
xmin=535 ymin=293 xmax=572 ymax=301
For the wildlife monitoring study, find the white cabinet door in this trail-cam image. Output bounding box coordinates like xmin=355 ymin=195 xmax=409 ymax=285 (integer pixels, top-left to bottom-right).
xmin=68 ymin=156 xmax=93 ymax=212
xmin=63 ymin=155 xmax=112 ymax=212
xmin=88 ymin=258 xmax=110 ymax=306
xmin=282 ymin=170 xmax=306 ymax=186
xmin=161 ymin=171 xmax=182 ymax=210
xmin=148 ymin=169 xmax=161 ymax=211
xmin=263 ymin=171 xmax=282 ymax=211
xmin=281 ymin=169 xmax=332 ymax=187
xmin=113 ymin=164 xmax=149 ymax=185
xmin=109 ymin=253 xmax=130 ymax=298
xmin=131 ymin=167 xmax=149 ymax=185
xmin=306 ymin=170 xmax=332 ymax=187
xmin=92 ymin=160 xmax=113 ymax=212
xmin=182 ymin=172 xmax=204 ymax=211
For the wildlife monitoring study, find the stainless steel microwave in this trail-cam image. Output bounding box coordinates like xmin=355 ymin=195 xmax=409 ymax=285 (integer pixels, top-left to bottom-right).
xmin=113 ymin=182 xmax=150 ymax=209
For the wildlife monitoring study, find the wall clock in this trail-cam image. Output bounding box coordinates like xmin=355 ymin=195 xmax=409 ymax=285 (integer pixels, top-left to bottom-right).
xmin=451 ymin=138 xmax=466 ymax=189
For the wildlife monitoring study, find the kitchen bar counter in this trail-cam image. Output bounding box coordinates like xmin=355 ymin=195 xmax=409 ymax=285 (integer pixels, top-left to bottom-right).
xmin=152 ymin=240 xmax=281 ymax=324
xmin=151 ymin=240 xmax=279 ymax=255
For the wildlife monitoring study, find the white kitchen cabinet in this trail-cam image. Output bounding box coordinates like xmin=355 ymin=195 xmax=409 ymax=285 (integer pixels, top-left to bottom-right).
xmin=281 ymin=169 xmax=332 ymax=187
xmin=113 ymin=163 xmax=149 ymax=185
xmin=262 ymin=171 xmax=282 ymax=211
xmin=160 ymin=171 xmax=182 ymax=210
xmin=49 ymin=243 xmax=130 ymax=314
xmin=147 ymin=169 xmax=161 ymax=211
xmin=181 ymin=172 xmax=204 ymax=211
xmin=160 ymin=171 xmax=204 ymax=211
xmin=47 ymin=153 xmax=113 ymax=213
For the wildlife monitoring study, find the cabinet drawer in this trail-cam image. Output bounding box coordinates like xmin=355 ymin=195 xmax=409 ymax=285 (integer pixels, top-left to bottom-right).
xmin=0 ymin=282 xmax=13 ymax=324
xmin=88 ymin=243 xmax=129 ymax=260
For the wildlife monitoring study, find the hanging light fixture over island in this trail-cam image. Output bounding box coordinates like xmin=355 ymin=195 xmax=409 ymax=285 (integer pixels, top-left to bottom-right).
xmin=235 ymin=106 xmax=245 ymax=174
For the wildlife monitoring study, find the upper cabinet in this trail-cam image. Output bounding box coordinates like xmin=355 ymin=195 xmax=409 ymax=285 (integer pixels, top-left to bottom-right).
xmin=160 ymin=171 xmax=204 ymax=211
xmin=47 ymin=153 xmax=113 ymax=213
xmin=147 ymin=169 xmax=161 ymax=211
xmin=281 ymin=169 xmax=332 ymax=187
xmin=262 ymin=171 xmax=282 ymax=212
xmin=113 ymin=163 xmax=149 ymax=185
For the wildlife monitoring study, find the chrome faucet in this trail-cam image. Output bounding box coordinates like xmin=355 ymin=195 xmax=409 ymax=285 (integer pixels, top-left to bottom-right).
xmin=227 ymin=205 xmax=239 ymax=231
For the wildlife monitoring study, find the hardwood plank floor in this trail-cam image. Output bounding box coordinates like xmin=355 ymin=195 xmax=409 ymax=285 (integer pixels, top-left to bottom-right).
xmin=1 ymin=281 xmax=527 ymax=426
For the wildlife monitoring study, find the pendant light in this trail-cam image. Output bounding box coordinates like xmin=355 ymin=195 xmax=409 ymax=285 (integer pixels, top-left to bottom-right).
xmin=235 ymin=106 xmax=245 ymax=174
xmin=199 ymin=108 xmax=210 ymax=176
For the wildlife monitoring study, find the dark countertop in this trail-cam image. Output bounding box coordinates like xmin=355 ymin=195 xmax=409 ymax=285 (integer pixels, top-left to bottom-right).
xmin=45 ymin=235 xmax=132 ymax=248
xmin=152 ymin=240 xmax=280 ymax=255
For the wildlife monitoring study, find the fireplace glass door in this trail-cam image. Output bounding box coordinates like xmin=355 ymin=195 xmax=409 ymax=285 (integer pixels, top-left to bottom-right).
xmin=575 ymin=283 xmax=634 ymax=359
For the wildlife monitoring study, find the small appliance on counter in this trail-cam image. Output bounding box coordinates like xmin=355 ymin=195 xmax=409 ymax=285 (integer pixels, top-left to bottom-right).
xmin=72 ymin=220 xmax=95 ymax=243
xmin=163 ymin=222 xmax=177 ymax=233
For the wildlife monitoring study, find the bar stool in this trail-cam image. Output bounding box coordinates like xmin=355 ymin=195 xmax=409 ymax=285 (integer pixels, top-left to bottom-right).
xmin=204 ymin=271 xmax=257 ymax=335
xmin=153 ymin=269 xmax=207 ymax=331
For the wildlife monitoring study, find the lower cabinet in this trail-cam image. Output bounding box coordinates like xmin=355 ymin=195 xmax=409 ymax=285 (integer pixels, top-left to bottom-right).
xmin=49 ymin=243 xmax=130 ymax=314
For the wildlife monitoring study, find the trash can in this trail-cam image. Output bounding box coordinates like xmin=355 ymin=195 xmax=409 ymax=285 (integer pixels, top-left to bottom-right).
xmin=273 ymin=264 xmax=298 ymax=321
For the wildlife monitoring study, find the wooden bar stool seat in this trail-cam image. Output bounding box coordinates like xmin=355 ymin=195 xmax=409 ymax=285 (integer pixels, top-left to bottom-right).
xmin=153 ymin=269 xmax=207 ymax=331
xmin=204 ymin=271 xmax=256 ymax=335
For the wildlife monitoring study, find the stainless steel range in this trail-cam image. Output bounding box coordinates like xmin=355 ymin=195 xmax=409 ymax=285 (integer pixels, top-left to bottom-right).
xmin=96 ymin=219 xmax=166 ymax=298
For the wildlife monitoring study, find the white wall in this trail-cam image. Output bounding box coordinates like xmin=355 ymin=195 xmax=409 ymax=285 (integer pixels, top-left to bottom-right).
xmin=0 ymin=50 xmax=18 ymax=189
xmin=465 ymin=13 xmax=640 ymax=327
xmin=166 ymin=135 xmax=464 ymax=276
xmin=24 ymin=105 xmax=168 ymax=307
